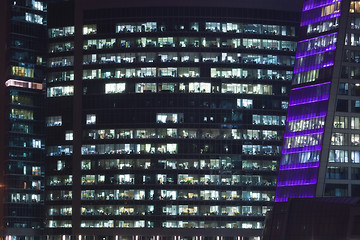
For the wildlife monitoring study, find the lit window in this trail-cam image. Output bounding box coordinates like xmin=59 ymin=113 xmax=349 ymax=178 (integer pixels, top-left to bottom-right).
xmin=331 ymin=133 xmax=348 ymax=145
xmin=32 ymin=0 xmax=44 ymax=11
xmin=136 ymin=83 xmax=156 ymax=93
xmin=189 ymin=82 xmax=211 ymax=93
xmin=32 ymin=139 xmax=42 ymax=148
xmin=105 ymin=83 xmax=126 ymax=94
xmin=10 ymin=108 xmax=33 ymax=120
xmin=25 ymin=12 xmax=43 ymax=24
xmin=49 ymin=26 xmax=74 ymax=38
xmin=156 ymin=113 xmax=183 ymax=123
xmin=334 ymin=116 xmax=348 ymax=128
xmin=47 ymin=86 xmax=74 ymax=97
xmin=281 ymin=101 xmax=288 ymax=109
xmin=65 ymin=131 xmax=73 ymax=141
xmin=329 ymin=150 xmax=348 ymax=163
xmin=11 ymin=66 xmax=34 ymax=78
xmin=86 ymin=114 xmax=96 ymax=125
xmin=57 ymin=160 xmax=65 ymax=171
xmin=83 ymin=25 xmax=97 ymax=35
xmin=237 ymin=99 xmax=253 ymax=109
xmin=46 ymin=116 xmax=62 ymax=126
xmin=32 ymin=166 xmax=41 ymax=176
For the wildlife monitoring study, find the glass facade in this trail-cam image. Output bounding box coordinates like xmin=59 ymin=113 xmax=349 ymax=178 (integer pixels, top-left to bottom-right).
xmin=276 ymin=0 xmax=342 ymax=202
xmin=276 ymin=0 xmax=360 ymax=202
xmin=1 ymin=0 xmax=47 ymax=238
xmin=45 ymin=2 xmax=299 ymax=239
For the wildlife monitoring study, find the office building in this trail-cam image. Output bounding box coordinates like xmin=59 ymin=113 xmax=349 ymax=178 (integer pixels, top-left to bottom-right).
xmin=276 ymin=0 xmax=360 ymax=202
xmin=45 ymin=0 xmax=300 ymax=239
xmin=0 ymin=0 xmax=47 ymax=238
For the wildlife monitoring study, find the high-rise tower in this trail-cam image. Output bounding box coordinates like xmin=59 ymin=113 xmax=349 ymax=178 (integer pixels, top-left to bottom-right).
xmin=45 ymin=0 xmax=301 ymax=239
xmin=0 ymin=0 xmax=47 ymax=238
xmin=276 ymin=0 xmax=360 ymax=202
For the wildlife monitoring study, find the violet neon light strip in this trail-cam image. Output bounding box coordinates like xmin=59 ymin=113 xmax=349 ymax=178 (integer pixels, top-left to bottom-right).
xmin=293 ymin=61 xmax=334 ymax=74
xmin=291 ymin=81 xmax=331 ymax=91
xmin=279 ymin=162 xmax=320 ymax=170
xmin=303 ymin=0 xmax=342 ymax=11
xmin=286 ymin=113 xmax=327 ymax=122
xmin=282 ymin=144 xmax=322 ymax=154
xmin=297 ymin=32 xmax=337 ymax=44
xmin=289 ymin=98 xmax=329 ymax=107
xmin=277 ymin=179 xmax=317 ymax=187
xmin=276 ymin=0 xmax=340 ymax=202
xmin=301 ymin=12 xmax=340 ymax=26
xmin=284 ymin=128 xmax=324 ymax=138
xmin=296 ymin=44 xmax=336 ymax=58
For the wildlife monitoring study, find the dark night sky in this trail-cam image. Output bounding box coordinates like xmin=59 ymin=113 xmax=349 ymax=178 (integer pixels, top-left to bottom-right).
xmin=79 ymin=0 xmax=304 ymax=12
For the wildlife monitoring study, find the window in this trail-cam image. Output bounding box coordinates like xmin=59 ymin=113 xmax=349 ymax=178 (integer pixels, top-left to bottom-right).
xmin=83 ymin=25 xmax=97 ymax=35
xmin=156 ymin=113 xmax=183 ymax=123
xmin=205 ymin=22 xmax=221 ymax=32
xmin=158 ymin=37 xmax=174 ymax=47
xmin=351 ymin=168 xmax=360 ymax=180
xmin=158 ymin=83 xmax=175 ymax=92
xmin=49 ymin=56 xmax=74 ymax=67
xmin=325 ymin=184 xmax=348 ymax=197
xmin=190 ymin=22 xmax=199 ymax=32
xmin=352 ymin=100 xmax=360 ymax=112
xmin=49 ymin=26 xmax=74 ymax=38
xmin=158 ymin=67 xmax=177 ymax=77
xmin=189 ymin=82 xmax=211 ymax=93
xmin=351 ymin=117 xmax=360 ymax=129
xmin=47 ymin=145 xmax=73 ymax=156
xmin=337 ymin=99 xmax=348 ymax=112
xmin=81 ymin=160 xmax=91 ymax=170
xmin=105 ymin=83 xmax=126 ymax=94
xmin=351 ymin=151 xmax=360 ymax=163
xmin=32 ymin=166 xmax=41 ymax=176
xmin=116 ymin=22 xmax=157 ymax=33
xmin=352 ymin=134 xmax=360 ymax=145
xmin=46 ymin=116 xmax=62 ymax=127
xmin=331 ymin=133 xmax=348 ymax=145
xmin=326 ymin=166 xmax=348 ymax=179
xmin=339 ymin=83 xmax=348 ymax=95
xmin=306 ymin=18 xmax=339 ymax=35
xmin=10 ymin=109 xmax=33 ymax=120
xmin=25 ymin=12 xmax=43 ymax=24
xmin=351 ymin=17 xmax=360 ymax=30
xmin=48 ymin=71 xmax=74 ymax=82
xmin=329 ymin=150 xmax=348 ymax=163
xmin=32 ymin=0 xmax=44 ymax=11
xmin=65 ymin=131 xmax=73 ymax=141
xmin=334 ymin=116 xmax=348 ymax=128
xmin=350 ymin=1 xmax=360 ymax=13
xmin=11 ymin=94 xmax=33 ymax=106
xmin=57 ymin=161 xmax=65 ymax=171
xmin=281 ymin=101 xmax=288 ymax=110
xmin=237 ymin=99 xmax=253 ymax=109
xmin=136 ymin=83 xmax=156 ymax=93
xmin=352 ymin=83 xmax=360 ymax=96
xmin=47 ymin=86 xmax=74 ymax=97
xmin=32 ymin=139 xmax=42 ymax=148
xmin=11 ymin=66 xmax=34 ymax=78
xmin=285 ymin=134 xmax=322 ymax=149
xmin=86 ymin=114 xmax=96 ymax=125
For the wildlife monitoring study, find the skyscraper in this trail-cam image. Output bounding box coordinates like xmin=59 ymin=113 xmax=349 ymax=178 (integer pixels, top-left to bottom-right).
xmin=45 ymin=0 xmax=300 ymax=239
xmin=0 ymin=0 xmax=47 ymax=238
xmin=276 ymin=0 xmax=360 ymax=202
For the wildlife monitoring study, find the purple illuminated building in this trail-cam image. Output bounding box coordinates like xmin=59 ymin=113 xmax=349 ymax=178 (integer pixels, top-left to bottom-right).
xmin=276 ymin=0 xmax=360 ymax=202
